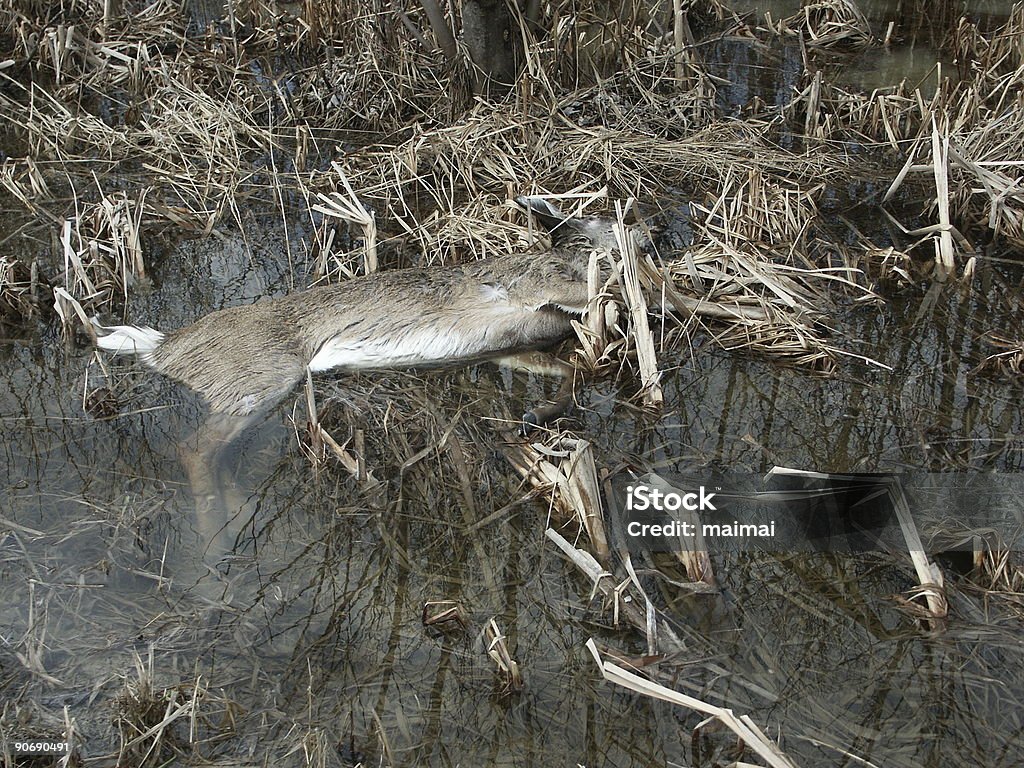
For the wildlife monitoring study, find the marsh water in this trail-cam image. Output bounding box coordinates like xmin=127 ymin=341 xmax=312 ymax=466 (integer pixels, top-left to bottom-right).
xmin=3 ymin=2 xmax=1024 ymax=767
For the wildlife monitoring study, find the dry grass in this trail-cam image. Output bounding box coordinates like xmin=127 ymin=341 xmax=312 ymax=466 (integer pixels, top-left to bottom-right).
xmin=973 ymin=333 xmax=1024 ymax=376
xmin=113 ymin=650 xmax=239 ymax=766
xmin=0 ymin=0 xmax=876 ymax=369
xmin=0 ymin=254 xmax=46 ymax=333
xmin=781 ymin=0 xmax=873 ymax=52
xmin=3 ymin=2 xmax=1024 ymax=765
xmin=785 ymin=2 xmax=1024 ymax=273
xmin=939 ymin=7 xmax=1024 ymax=247
xmin=58 ymin=188 xmax=147 ymax=309
xmin=305 ymin=116 xmax=866 ymax=372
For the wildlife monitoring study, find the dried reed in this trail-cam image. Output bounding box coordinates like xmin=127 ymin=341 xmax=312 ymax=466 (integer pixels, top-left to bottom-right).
xmin=787 ymin=3 xmax=1024 ymax=267
xmin=784 ymin=0 xmax=873 ymax=52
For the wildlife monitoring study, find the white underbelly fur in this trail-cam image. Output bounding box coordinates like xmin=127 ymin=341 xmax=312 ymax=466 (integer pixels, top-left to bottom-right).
xmin=308 ymin=328 xmax=496 ymax=372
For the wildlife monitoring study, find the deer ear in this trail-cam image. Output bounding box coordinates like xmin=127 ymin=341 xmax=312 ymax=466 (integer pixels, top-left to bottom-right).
xmin=515 ymin=196 xmax=567 ymax=232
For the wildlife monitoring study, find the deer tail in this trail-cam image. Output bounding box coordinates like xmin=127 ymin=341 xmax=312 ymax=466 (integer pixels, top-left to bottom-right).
xmin=91 ymin=317 xmax=165 ymax=361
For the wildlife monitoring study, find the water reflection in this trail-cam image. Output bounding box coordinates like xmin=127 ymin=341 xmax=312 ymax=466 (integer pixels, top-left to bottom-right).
xmin=3 ymin=236 xmax=1024 ymax=761
xmin=717 ymin=0 xmax=1019 ymax=104
xmin=575 ymin=268 xmax=1024 ymax=477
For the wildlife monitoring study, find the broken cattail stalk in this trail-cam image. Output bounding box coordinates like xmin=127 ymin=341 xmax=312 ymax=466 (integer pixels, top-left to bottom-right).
xmin=805 ymin=70 xmax=823 ymax=139
xmin=560 ymin=439 xmax=611 ymax=566
xmin=422 ymin=601 xmax=468 ymax=630
xmin=61 ymin=219 xmax=99 ymax=301
xmin=546 ymin=526 xmax=694 ymax=658
xmin=545 ymin=527 xmax=610 ymax=586
xmin=503 ymin=437 xmax=611 ymax=564
xmin=584 ymin=249 xmax=608 ymax=362
xmin=648 ymin=473 xmax=715 ymax=587
xmin=52 ymin=287 xmax=94 ymax=343
xmin=930 ymin=117 xmax=956 ymax=280
xmin=313 ymin=163 xmax=378 ymax=274
xmin=587 ymin=640 xmax=799 ymax=768
xmin=483 ymin=618 xmax=522 ymax=692
xmin=615 ymin=204 xmax=662 ymax=408
xmin=888 ymin=478 xmax=948 ymax=630
xmin=303 ymin=368 xmax=325 ymax=466
xmin=318 ymin=427 xmax=362 ymax=477
xmin=672 ymin=0 xmax=685 ymax=82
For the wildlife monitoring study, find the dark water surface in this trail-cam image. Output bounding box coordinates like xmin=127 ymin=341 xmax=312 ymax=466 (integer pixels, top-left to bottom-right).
xmin=4 ymin=203 xmax=1024 ymax=766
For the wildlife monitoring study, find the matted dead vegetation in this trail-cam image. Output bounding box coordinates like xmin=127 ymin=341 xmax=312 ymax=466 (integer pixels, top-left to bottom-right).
xmin=0 ymin=0 xmax=886 ymax=367
xmin=784 ymin=2 xmax=1024 ymax=277
xmin=973 ymin=332 xmax=1024 ymax=376
xmin=776 ymin=0 xmax=873 ymax=52
xmin=0 ymin=254 xmax=46 ymax=332
xmin=301 ymin=117 xmax=874 ymax=375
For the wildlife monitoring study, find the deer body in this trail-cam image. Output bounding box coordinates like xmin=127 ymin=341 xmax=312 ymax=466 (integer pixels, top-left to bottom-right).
xmin=93 ymin=198 xmax=628 ymax=418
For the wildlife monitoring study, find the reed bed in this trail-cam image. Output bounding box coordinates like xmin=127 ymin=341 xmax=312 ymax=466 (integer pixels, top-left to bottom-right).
xmin=308 ymin=117 xmax=864 ymax=372
xmin=305 ymin=97 xmax=840 ymax=247
xmin=785 ymin=2 xmax=1024 ymax=274
xmin=778 ymin=0 xmax=873 ymax=52
xmin=0 ymin=254 xmax=45 ymax=332
xmin=114 ymin=651 xmax=207 ymax=767
xmin=974 ymin=333 xmax=1024 ymax=376
xmin=58 ymin=189 xmax=147 ymax=305
xmin=658 ymin=168 xmax=873 ymax=370
xmin=1 ymin=0 xmax=875 ymax=365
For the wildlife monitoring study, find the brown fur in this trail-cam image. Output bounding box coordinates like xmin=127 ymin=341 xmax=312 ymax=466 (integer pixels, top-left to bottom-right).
xmin=150 ymin=252 xmax=590 ymax=415
xmin=99 ymin=201 xmax=639 ymax=417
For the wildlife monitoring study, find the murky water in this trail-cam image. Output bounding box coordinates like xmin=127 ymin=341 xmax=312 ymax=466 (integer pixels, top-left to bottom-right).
xmin=4 ymin=206 xmax=1024 ymax=766
xmin=719 ymin=0 xmax=1016 ymax=103
xmin=3 ymin=2 xmax=1024 ymax=767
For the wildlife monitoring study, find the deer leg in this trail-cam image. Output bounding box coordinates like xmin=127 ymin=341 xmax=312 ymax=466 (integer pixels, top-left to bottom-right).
xmin=179 ymin=410 xmax=263 ymax=572
xmin=493 ymin=351 xmax=578 ymax=432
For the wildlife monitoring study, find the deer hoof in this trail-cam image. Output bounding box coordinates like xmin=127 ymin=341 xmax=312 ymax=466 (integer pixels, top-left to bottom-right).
xmin=518 ymin=410 xmax=540 ymax=436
